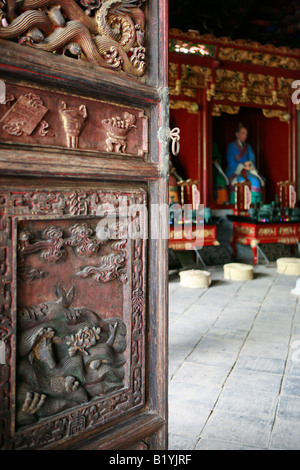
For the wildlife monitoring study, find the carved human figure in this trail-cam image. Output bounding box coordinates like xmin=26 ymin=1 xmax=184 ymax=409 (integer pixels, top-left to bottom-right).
xmin=16 ymin=285 xmax=126 ymax=427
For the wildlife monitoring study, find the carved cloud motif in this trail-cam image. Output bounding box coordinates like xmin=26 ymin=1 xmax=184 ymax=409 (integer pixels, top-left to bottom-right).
xmin=17 ymin=222 xmax=128 ymax=284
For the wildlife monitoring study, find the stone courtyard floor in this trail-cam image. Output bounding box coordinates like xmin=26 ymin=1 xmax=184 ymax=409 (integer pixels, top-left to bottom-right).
xmin=168 ymin=262 xmax=300 ymax=450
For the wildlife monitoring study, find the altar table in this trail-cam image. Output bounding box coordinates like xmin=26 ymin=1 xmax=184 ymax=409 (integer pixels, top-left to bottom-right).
xmin=169 ymin=225 xmax=219 ymax=267
xmin=230 ymin=218 xmax=300 ymax=265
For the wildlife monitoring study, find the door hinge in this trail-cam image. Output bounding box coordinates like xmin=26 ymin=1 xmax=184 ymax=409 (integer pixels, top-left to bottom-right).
xmin=157 ymin=87 xmax=180 ymax=179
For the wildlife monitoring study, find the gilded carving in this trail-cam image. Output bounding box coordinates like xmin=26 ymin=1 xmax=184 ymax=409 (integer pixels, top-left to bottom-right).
xmin=252 ymin=95 xmax=264 ymax=105
xmin=278 ymin=226 xmax=295 ymax=236
xmin=247 ymin=74 xmax=275 ymax=97
xmin=0 ymin=93 xmax=48 ymax=136
xmin=102 ymin=112 xmax=137 ymax=153
xmin=215 ymin=69 xmax=244 ymax=93
xmin=264 ymin=97 xmax=286 ymax=108
xmin=180 ymin=64 xmax=212 ymax=89
xmin=218 ymin=47 xmax=300 ymax=71
xmin=212 ymin=104 xmax=240 ymax=116
xmin=236 ymin=226 xmax=255 ymax=236
xmin=262 ymin=109 xmax=291 ymax=122
xmin=236 ymin=236 xmax=249 ymax=245
xmin=277 ymin=77 xmax=294 ymax=98
xmin=204 ymin=229 xmax=214 ymax=238
xmin=169 ymin=100 xmax=199 ymax=114
xmin=59 ymin=101 xmax=87 ymax=149
xmin=169 ymin=62 xmax=179 ymax=82
xmin=0 ymin=0 xmax=146 ymax=77
xmin=278 ymin=237 xmax=299 ymax=245
xmin=257 ymin=227 xmax=276 ymax=236
xmin=169 ymin=30 xmax=299 ymax=115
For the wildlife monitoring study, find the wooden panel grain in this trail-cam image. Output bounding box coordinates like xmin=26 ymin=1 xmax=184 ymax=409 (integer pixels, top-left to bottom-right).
xmin=63 ymin=412 xmax=165 ymax=450
xmin=0 ymin=41 xmax=159 ymax=106
xmin=0 ymin=0 xmax=169 ymax=450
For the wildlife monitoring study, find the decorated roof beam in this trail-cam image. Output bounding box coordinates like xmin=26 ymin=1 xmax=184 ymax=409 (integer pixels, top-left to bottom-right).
xmin=169 ymin=29 xmax=300 ymax=115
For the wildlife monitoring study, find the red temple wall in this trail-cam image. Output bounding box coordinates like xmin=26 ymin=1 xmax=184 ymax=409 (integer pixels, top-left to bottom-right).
xmin=258 ymin=116 xmax=289 ymax=203
xmin=170 ymin=108 xmax=200 ymax=182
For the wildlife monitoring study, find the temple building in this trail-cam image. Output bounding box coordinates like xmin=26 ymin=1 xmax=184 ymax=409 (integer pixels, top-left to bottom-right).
xmin=167 ymin=0 xmax=300 ymax=451
xmin=169 ymin=2 xmax=300 ymax=260
xmin=168 ymin=1 xmax=300 ymax=267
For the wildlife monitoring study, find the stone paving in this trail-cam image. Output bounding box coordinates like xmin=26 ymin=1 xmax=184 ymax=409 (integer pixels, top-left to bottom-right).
xmin=168 ymin=262 xmax=300 ymax=450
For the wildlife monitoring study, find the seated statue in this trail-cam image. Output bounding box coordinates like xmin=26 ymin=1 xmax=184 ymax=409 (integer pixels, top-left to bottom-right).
xmin=226 ymin=123 xmax=265 ymax=204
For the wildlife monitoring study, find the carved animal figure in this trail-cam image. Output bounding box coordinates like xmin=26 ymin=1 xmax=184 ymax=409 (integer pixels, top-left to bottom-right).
xmin=17 ymin=284 xmax=126 ymax=427
xmin=0 ymin=0 xmax=146 ymax=76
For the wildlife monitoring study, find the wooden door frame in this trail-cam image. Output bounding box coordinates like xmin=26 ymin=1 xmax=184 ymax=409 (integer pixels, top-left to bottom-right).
xmin=0 ymin=0 xmax=169 ymax=450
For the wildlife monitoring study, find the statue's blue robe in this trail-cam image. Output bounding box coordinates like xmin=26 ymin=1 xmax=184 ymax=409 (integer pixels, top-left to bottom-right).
xmin=226 ymin=140 xmax=261 ymax=193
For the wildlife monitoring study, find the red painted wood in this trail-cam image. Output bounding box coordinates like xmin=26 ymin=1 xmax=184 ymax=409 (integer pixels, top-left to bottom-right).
xmin=231 ymin=221 xmax=300 ymax=264
xmin=259 ymin=116 xmax=290 ymax=202
xmin=169 ymin=224 xmax=218 ymax=250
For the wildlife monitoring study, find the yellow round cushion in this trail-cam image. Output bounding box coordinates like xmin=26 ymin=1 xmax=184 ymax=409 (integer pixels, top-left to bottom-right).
xmin=179 ymin=269 xmax=211 ymax=288
xmin=277 ymin=258 xmax=300 ymax=276
xmin=224 ymin=263 xmax=254 ymax=281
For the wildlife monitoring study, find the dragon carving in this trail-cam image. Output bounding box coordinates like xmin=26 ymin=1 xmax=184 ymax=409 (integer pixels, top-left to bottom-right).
xmin=0 ymin=0 xmax=146 ymax=77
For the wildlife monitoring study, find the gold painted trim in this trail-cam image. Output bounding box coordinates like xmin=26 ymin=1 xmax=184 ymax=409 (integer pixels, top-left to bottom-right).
xmin=170 ymin=100 xmax=199 ymax=114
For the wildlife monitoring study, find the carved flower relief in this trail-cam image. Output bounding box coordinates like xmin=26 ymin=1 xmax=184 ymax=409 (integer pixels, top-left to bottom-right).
xmin=66 ymin=326 xmax=101 ymax=357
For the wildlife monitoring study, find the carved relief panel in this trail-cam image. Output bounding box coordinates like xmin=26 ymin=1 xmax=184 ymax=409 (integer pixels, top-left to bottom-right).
xmin=0 ymin=0 xmax=146 ymax=78
xmin=0 ymin=82 xmax=148 ymax=156
xmin=0 ymin=184 xmax=147 ymax=449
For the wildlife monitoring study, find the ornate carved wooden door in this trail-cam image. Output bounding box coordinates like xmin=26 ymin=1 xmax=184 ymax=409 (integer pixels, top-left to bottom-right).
xmin=0 ymin=0 xmax=169 ymax=450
